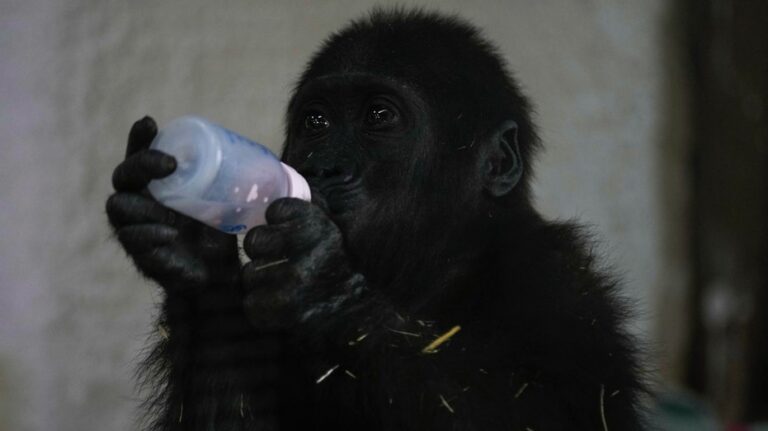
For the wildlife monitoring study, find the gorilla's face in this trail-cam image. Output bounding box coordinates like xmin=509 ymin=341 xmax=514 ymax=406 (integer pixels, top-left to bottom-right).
xmin=282 ymin=73 xmax=435 ymax=233
xmin=276 ymin=11 xmax=536 ymax=283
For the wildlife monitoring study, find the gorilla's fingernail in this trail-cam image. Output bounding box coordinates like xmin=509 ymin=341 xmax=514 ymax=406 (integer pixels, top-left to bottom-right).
xmin=140 ymin=116 xmax=158 ymax=132
xmin=164 ymin=156 xmax=177 ymax=171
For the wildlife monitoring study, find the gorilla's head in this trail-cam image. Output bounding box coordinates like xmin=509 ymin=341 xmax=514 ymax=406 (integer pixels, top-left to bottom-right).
xmin=281 ymin=9 xmax=540 ymax=285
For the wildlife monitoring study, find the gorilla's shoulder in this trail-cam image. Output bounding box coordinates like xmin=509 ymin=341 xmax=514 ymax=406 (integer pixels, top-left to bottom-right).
xmin=492 ymin=216 xmax=629 ymax=319
xmin=499 ymin=216 xmax=608 ymax=275
xmin=488 ymin=218 xmax=642 ymax=380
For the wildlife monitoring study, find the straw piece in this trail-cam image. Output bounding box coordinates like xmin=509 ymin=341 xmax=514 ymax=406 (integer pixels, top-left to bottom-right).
xmin=252 ymin=258 xmax=289 ymax=272
xmin=439 ymin=394 xmax=455 ymax=414
xmin=600 ymin=384 xmax=608 ymax=431
xmin=348 ymin=333 xmax=369 ymax=346
xmin=514 ymin=382 xmax=528 ymax=399
xmin=316 ymin=365 xmax=339 ymax=384
xmin=422 ymin=325 xmax=461 ymax=354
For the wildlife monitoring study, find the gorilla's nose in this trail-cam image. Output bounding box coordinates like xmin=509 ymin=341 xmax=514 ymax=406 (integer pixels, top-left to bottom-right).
xmin=305 ymin=165 xmax=357 ymax=184
xmin=308 ymin=166 xmax=342 ymax=178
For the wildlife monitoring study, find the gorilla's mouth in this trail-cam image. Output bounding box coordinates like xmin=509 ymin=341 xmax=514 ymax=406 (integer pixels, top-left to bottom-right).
xmin=309 ymin=174 xmax=364 ymax=216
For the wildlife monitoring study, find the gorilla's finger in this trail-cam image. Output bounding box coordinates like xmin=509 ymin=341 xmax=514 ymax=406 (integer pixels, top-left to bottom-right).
xmin=134 ymin=246 xmax=208 ymax=288
xmin=116 ymin=224 xmax=179 ymax=254
xmin=265 ymin=198 xmax=315 ymax=225
xmin=243 ymin=224 xmax=291 ymax=259
xmin=126 ymin=116 xmax=158 ymax=157
xmin=112 ymin=150 xmax=176 ymax=191
xmin=242 ymin=257 xmax=295 ymax=290
xmin=309 ymin=189 xmax=331 ymax=214
xmin=291 ymin=212 xmax=334 ymax=249
xmin=106 ymin=193 xmax=177 ymax=228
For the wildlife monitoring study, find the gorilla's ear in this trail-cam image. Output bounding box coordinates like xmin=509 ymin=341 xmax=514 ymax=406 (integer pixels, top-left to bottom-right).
xmin=483 ymin=120 xmax=524 ymax=197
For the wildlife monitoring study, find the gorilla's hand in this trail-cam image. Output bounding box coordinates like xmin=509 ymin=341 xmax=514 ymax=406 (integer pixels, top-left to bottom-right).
xmin=106 ymin=116 xmax=240 ymax=292
xmin=242 ymin=198 xmax=365 ymax=329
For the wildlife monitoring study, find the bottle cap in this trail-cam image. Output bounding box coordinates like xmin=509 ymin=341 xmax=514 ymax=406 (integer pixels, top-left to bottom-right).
xmin=281 ymin=163 xmax=312 ymax=201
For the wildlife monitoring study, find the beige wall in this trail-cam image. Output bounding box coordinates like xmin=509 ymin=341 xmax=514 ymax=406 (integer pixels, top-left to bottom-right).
xmin=0 ymin=1 xmax=689 ymax=429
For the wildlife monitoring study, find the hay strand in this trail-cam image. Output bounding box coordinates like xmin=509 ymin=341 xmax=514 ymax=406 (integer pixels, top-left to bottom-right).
xmin=316 ymin=364 xmax=339 ymax=384
xmin=252 ymin=258 xmax=289 ymax=272
xmin=422 ymin=325 xmax=461 ymax=354
xmin=600 ymin=384 xmax=608 ymax=431
xmin=514 ymin=382 xmax=528 ymax=399
xmin=439 ymin=394 xmax=455 ymax=414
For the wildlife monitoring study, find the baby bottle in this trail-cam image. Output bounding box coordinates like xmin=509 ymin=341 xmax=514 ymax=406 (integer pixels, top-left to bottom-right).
xmin=147 ymin=116 xmax=311 ymax=234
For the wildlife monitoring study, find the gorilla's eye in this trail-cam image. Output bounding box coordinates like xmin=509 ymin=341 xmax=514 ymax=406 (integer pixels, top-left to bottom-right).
xmin=366 ymin=104 xmax=399 ymax=128
xmin=304 ymin=113 xmax=330 ymax=132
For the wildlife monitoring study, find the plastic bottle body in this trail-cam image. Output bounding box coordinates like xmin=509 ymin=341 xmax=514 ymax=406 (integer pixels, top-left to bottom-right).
xmin=147 ymin=116 xmax=310 ymax=234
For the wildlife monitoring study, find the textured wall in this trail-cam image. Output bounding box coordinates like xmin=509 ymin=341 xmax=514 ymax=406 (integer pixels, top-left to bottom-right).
xmin=0 ymin=1 xmax=688 ymax=429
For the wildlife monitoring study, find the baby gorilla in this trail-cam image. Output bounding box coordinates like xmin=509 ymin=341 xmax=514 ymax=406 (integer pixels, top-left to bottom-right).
xmin=107 ymin=9 xmax=646 ymax=431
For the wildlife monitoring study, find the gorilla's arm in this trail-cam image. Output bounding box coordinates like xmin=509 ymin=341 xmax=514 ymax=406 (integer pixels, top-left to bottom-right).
xmin=136 ymin=283 xmax=286 ymax=430
xmin=241 ymin=199 xmax=645 ymax=430
xmin=108 ymin=117 xmax=281 ymax=431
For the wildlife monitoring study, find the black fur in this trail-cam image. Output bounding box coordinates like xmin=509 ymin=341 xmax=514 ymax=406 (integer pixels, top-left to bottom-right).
xmin=108 ymin=8 xmax=647 ymax=431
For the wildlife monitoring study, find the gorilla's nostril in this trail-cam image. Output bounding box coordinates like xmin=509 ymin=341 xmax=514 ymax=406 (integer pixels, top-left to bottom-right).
xmin=309 ymin=166 xmax=348 ymax=180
